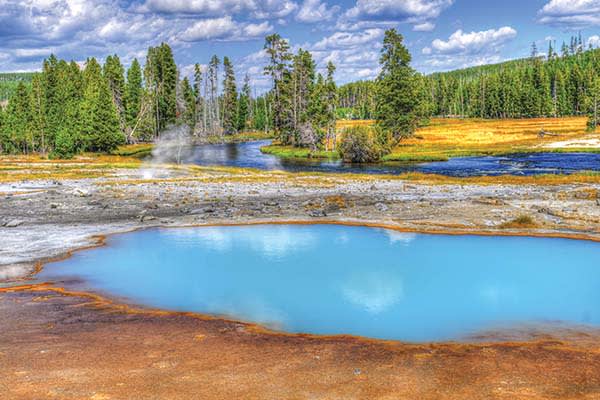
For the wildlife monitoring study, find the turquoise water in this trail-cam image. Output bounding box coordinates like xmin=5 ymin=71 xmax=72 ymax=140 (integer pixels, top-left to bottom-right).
xmin=39 ymin=225 xmax=600 ymax=341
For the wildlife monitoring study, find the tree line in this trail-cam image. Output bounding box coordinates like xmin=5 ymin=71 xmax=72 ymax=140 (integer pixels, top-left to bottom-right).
xmin=0 ymin=43 xmax=273 ymax=157
xmin=0 ymin=30 xmax=428 ymax=161
xmin=338 ymin=36 xmax=600 ymax=131
xmin=425 ymin=40 xmax=600 ymax=124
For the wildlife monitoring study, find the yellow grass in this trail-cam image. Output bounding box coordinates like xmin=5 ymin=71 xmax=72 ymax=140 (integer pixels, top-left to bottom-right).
xmin=0 ymin=153 xmax=142 ymax=182
xmin=328 ymin=117 xmax=594 ymax=161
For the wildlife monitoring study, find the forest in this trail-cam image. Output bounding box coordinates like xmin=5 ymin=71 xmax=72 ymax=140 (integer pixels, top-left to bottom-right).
xmin=0 ymin=33 xmax=598 ymax=159
xmin=0 ymin=43 xmax=279 ymax=157
xmin=0 ymin=37 xmax=344 ymax=158
xmin=339 ymin=36 xmax=600 ymax=131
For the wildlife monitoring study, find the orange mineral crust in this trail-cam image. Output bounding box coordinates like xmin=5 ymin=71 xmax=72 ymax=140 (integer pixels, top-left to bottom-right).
xmin=1 ymin=287 xmax=600 ymax=400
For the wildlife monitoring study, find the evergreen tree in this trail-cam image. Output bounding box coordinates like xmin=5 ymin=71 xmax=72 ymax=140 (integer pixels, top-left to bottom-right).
xmin=206 ymin=55 xmax=221 ymax=134
xmin=193 ymin=63 xmax=204 ymax=135
xmin=42 ymin=55 xmax=60 ymax=145
xmin=79 ymin=58 xmax=124 ymax=152
xmin=29 ymin=74 xmax=46 ymax=153
xmin=222 ymin=56 xmax=238 ymax=134
xmin=4 ymin=82 xmax=31 ymax=153
xmin=324 ymin=62 xmax=337 ymax=150
xmin=144 ymin=43 xmax=177 ymax=135
xmin=264 ymin=33 xmax=293 ymax=144
xmin=103 ymin=55 xmax=126 ymax=127
xmin=237 ymin=74 xmax=251 ymax=132
xmin=588 ymin=76 xmax=600 ymax=131
xmin=291 ymin=48 xmax=315 ymax=142
xmin=180 ymin=77 xmax=196 ymax=128
xmin=124 ymin=58 xmax=142 ymax=130
xmin=375 ymin=29 xmax=421 ymax=141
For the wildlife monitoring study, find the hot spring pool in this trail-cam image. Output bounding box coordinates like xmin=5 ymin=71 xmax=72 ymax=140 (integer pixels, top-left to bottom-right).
xmin=39 ymin=224 xmax=600 ymax=341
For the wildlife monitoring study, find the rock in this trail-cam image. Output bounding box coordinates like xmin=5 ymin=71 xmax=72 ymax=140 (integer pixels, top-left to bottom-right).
xmin=375 ymin=202 xmax=388 ymax=212
xmin=50 ymin=203 xmax=59 ymax=209
xmin=353 ymin=368 xmax=362 ymax=376
xmin=263 ymin=200 xmax=279 ymax=207
xmin=5 ymin=219 xmax=24 ymax=228
xmin=308 ymin=209 xmax=327 ymax=217
xmin=141 ymin=215 xmax=157 ymax=222
xmin=72 ymin=188 xmax=91 ymax=197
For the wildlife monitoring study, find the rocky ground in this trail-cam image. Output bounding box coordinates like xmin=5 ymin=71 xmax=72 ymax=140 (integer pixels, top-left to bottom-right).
xmin=1 ymin=166 xmax=599 ymax=280
xmin=1 ymin=165 xmax=600 ymax=399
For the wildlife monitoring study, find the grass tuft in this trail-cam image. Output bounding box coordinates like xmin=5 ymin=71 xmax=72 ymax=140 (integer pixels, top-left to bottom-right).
xmin=500 ymin=215 xmax=538 ymax=229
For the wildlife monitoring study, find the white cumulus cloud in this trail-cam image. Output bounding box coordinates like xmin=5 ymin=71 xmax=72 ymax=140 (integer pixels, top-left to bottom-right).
xmin=137 ymin=0 xmax=298 ymax=19
xmin=428 ymin=26 xmax=517 ymax=54
xmin=538 ymin=0 xmax=600 ymax=28
xmin=419 ymin=26 xmax=517 ymax=73
xmin=312 ymin=28 xmax=384 ymax=50
xmin=295 ymin=0 xmax=339 ymax=23
xmin=341 ymin=0 xmax=453 ymax=31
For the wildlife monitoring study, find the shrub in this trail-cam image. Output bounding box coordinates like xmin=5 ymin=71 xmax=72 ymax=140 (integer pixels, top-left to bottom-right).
xmin=500 ymin=215 xmax=537 ymax=229
xmin=338 ymin=126 xmax=389 ymax=163
xmin=50 ymin=128 xmax=77 ymax=159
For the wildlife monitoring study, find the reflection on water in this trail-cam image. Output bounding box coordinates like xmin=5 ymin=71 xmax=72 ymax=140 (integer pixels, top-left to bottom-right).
xmin=169 ymin=140 xmax=600 ymax=177
xmin=341 ymin=270 xmax=404 ymax=314
xmin=40 ymin=225 xmax=600 ymax=341
xmin=165 ymin=225 xmax=316 ymax=260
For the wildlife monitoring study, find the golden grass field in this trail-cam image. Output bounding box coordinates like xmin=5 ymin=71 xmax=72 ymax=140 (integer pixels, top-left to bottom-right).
xmin=269 ymin=116 xmax=597 ymax=161
xmin=386 ymin=116 xmax=594 ymax=161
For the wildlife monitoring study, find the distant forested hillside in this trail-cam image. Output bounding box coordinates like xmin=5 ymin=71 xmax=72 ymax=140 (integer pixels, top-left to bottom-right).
xmin=426 ymin=47 xmax=600 ymax=119
xmin=338 ymin=44 xmax=600 ymax=123
xmin=0 ymin=73 xmax=35 ymax=101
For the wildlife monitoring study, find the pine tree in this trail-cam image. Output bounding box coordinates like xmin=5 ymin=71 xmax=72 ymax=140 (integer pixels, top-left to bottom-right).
xmin=4 ymin=82 xmax=31 ymax=153
xmin=158 ymin=43 xmax=178 ymax=129
xmin=180 ymin=77 xmax=196 ymax=128
xmin=222 ymin=56 xmax=238 ymax=134
xmin=531 ymin=42 xmax=538 ymax=58
xmin=237 ymin=74 xmax=251 ymax=132
xmin=264 ymin=33 xmax=293 ymax=144
xmin=324 ymin=61 xmax=337 ymax=151
xmin=103 ymin=55 xmax=126 ymax=128
xmin=124 ymin=59 xmax=142 ymax=131
xmin=144 ymin=43 xmax=178 ymax=135
xmin=375 ymin=29 xmax=421 ymax=141
xmin=29 ymin=74 xmax=46 ymax=153
xmin=193 ymin=63 xmax=204 ymax=135
xmin=42 ymin=55 xmax=60 ymax=145
xmin=291 ymin=48 xmax=316 ymax=142
xmin=206 ymin=55 xmax=221 ymax=134
xmin=588 ymin=76 xmax=600 ymax=131
xmin=79 ymin=58 xmax=124 ymax=152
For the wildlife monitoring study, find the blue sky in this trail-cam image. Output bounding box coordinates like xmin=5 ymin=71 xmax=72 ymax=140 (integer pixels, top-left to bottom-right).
xmin=0 ymin=0 xmax=599 ymax=89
